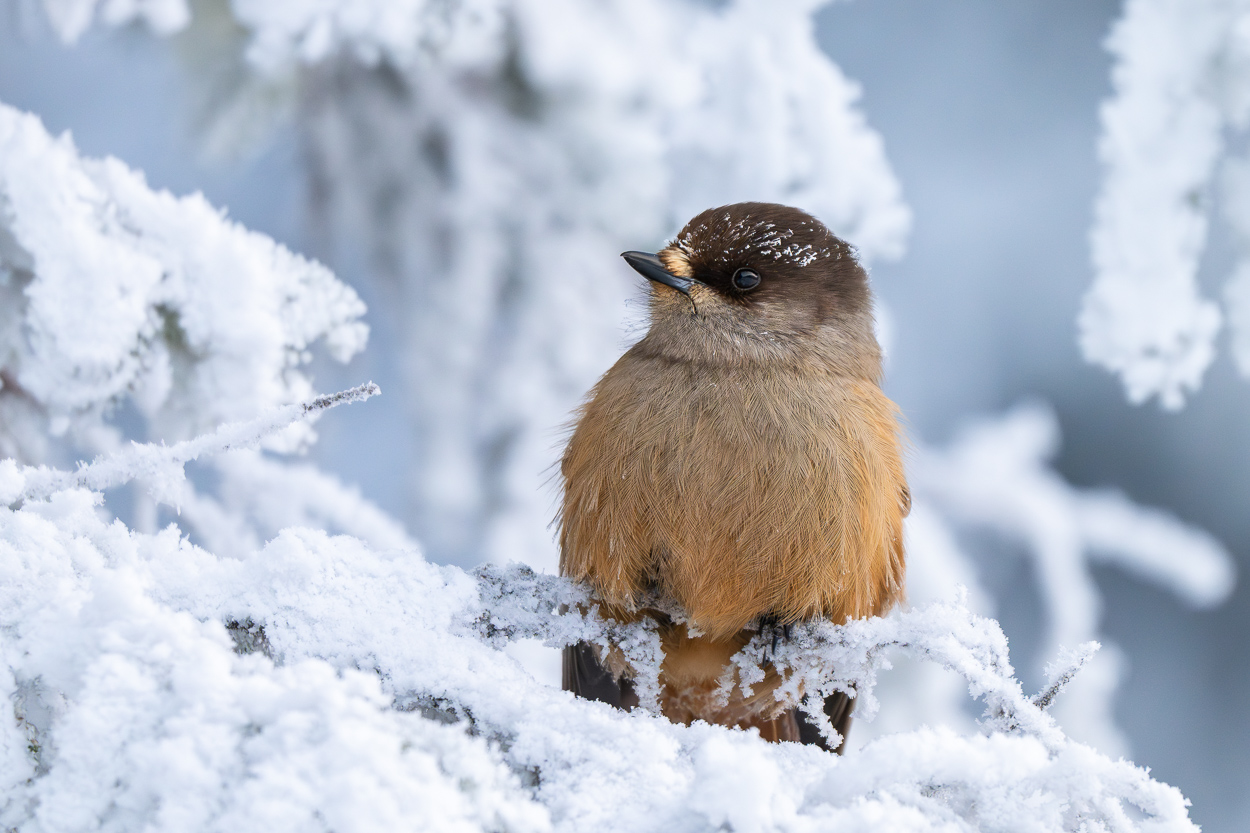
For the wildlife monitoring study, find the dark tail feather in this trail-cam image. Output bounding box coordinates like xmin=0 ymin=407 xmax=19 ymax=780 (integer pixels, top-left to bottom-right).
xmin=565 ymin=641 xmax=850 ymax=752
xmin=562 ymin=642 xmax=637 ymax=709
xmin=794 ymin=691 xmax=854 ymax=754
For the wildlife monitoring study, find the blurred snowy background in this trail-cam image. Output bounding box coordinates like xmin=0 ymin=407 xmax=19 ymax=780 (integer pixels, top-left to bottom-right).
xmin=2 ymin=0 xmax=1249 ymax=830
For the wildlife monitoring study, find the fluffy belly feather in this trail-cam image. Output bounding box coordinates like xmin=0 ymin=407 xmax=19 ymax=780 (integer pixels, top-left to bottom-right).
xmin=560 ymin=351 xmax=908 ymax=642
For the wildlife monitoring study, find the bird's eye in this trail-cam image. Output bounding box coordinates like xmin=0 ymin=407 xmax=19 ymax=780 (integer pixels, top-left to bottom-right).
xmin=732 ymin=268 xmax=761 ymax=291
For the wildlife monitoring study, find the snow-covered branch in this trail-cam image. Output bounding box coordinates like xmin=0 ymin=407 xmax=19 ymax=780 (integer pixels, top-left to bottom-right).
xmin=0 ymin=100 xmax=404 ymax=552
xmin=0 ymin=101 xmax=368 ymax=457
xmin=1083 ymin=0 xmax=1250 ymax=407
xmin=9 ymin=382 xmax=379 ymax=504
xmin=914 ymin=403 xmax=1233 ymax=647
xmin=474 ymin=565 xmax=1073 ymax=741
xmin=472 ymin=561 xmax=1167 ymax=773
xmin=910 ymin=402 xmax=1234 ymax=752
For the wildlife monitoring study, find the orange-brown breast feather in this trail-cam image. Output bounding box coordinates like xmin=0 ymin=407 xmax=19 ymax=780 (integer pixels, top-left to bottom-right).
xmin=559 ymin=346 xmax=908 ymax=641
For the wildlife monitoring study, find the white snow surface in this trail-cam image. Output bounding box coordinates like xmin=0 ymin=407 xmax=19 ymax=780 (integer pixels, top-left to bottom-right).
xmin=1083 ymin=0 xmax=1250 ymax=408
xmin=0 ymin=478 xmax=1198 ymax=832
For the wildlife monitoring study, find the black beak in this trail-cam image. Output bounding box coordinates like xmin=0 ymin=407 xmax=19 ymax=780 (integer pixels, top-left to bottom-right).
xmin=621 ymin=251 xmax=697 ymax=296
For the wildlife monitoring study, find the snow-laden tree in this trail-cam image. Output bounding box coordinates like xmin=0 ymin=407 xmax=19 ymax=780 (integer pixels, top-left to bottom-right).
xmin=0 ymin=101 xmax=412 ymax=556
xmin=1084 ymin=0 xmax=1250 ymax=408
xmin=0 ymin=0 xmax=1239 ymax=828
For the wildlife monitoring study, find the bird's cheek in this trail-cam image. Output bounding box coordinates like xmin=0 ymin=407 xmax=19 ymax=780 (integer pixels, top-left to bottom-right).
xmin=755 ymin=300 xmax=815 ymax=334
xmin=686 ymin=283 xmax=720 ymax=311
xmin=649 ymin=283 xmax=694 ymax=308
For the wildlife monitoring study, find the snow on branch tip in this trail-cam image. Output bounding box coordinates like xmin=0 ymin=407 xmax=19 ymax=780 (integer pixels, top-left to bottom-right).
xmin=1034 ymin=642 xmax=1101 ymax=712
xmin=2 ymin=382 xmax=380 ymax=505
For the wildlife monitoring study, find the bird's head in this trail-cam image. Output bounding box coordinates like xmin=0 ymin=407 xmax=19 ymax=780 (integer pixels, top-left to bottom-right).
xmin=622 ymin=202 xmax=881 ymax=377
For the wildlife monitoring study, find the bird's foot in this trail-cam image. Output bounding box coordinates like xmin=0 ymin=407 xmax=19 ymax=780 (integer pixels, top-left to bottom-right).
xmin=757 ymin=617 xmax=793 ymax=659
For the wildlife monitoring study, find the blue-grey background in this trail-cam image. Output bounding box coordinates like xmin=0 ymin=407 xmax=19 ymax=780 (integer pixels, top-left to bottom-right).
xmin=3 ymin=1 xmax=1246 ymax=828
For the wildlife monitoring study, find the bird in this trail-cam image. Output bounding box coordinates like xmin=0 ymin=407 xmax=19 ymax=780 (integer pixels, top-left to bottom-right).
xmin=557 ymin=202 xmax=909 ymax=750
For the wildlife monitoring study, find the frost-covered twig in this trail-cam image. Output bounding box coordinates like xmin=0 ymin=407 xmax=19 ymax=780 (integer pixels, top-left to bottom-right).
xmin=738 ymin=598 xmax=1072 ymax=750
xmin=1034 ymin=642 xmax=1100 ymax=712
xmin=911 ymin=402 xmax=1234 ymax=751
xmin=471 ymin=564 xmax=1081 ymax=748
xmin=472 ymin=564 xmax=666 ymax=710
xmin=12 ymin=383 xmax=379 ymax=503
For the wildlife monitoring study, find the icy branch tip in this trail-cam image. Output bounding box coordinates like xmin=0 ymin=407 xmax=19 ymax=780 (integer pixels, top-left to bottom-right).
xmin=1033 ymin=641 xmax=1100 ymax=712
xmin=303 ymin=382 xmax=381 ymax=414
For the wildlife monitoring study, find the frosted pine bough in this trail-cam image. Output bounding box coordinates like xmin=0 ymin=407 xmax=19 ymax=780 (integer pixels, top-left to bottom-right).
xmin=0 ymin=103 xmax=367 ymax=443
